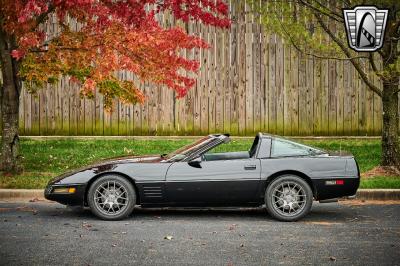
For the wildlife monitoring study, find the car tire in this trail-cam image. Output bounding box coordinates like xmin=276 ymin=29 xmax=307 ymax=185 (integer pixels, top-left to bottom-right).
xmin=88 ymin=175 xmax=136 ymax=221
xmin=265 ymin=175 xmax=313 ymax=222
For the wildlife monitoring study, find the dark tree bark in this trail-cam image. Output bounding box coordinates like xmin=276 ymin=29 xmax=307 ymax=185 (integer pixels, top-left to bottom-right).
xmin=381 ymin=81 xmax=400 ymax=167
xmin=0 ymin=30 xmax=22 ymax=173
xmin=379 ymin=8 xmax=400 ymax=168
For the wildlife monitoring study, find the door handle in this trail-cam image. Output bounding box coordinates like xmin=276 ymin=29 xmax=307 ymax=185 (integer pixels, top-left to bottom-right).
xmin=244 ymin=165 xmax=257 ymax=170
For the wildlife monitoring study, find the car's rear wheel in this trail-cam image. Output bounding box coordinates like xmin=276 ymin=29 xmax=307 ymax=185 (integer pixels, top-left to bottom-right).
xmin=88 ymin=175 xmax=136 ymax=220
xmin=265 ymin=175 xmax=313 ymax=222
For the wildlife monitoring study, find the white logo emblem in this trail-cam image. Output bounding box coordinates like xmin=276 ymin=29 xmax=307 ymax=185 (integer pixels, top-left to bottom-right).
xmin=343 ymin=6 xmax=388 ymax=52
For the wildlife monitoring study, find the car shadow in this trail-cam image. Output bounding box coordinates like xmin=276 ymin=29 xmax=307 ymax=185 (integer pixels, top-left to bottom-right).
xmin=39 ymin=202 xmax=359 ymax=223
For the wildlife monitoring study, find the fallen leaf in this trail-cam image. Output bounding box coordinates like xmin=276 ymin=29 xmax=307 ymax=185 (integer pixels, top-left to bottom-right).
xmin=29 ymin=198 xmax=40 ymax=202
xmin=112 ymin=244 xmax=117 ymax=247
xmin=164 ymin=235 xmax=173 ymax=240
xmin=82 ymin=223 xmax=92 ymax=229
xmin=305 ymin=221 xmax=340 ymax=226
xmin=124 ymin=147 xmax=134 ymax=154
xmin=240 ymin=244 xmax=244 ymax=247
xmin=329 ymin=256 xmax=337 ymax=261
xmin=229 ymin=224 xmax=237 ymax=231
xmin=122 ymin=232 xmax=127 ymax=234
xmin=16 ymin=206 xmax=37 ymax=213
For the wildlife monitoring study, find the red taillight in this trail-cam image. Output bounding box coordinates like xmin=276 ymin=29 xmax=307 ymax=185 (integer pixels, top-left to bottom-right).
xmin=325 ymin=179 xmax=345 ymax=185
xmin=336 ymin=180 xmax=344 ymax=185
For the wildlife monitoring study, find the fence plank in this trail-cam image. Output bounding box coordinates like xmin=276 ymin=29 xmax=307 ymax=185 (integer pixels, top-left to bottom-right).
xmin=245 ymin=3 xmax=253 ymax=135
xmin=336 ymin=60 xmax=344 ymax=135
xmin=283 ymin=44 xmax=290 ymax=136
xmin=313 ymin=58 xmax=322 ymax=135
xmin=275 ymin=37 xmax=284 ymax=135
xmin=290 ymin=48 xmax=299 ymax=135
xmin=298 ymin=54 xmax=307 ymax=135
xmin=268 ymin=34 xmax=276 ymax=134
xmin=237 ymin=1 xmax=246 ymax=135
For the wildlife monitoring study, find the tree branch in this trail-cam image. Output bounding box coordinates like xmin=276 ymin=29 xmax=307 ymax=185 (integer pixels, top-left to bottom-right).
xmin=297 ymin=0 xmax=343 ymax=22
xmin=313 ymin=0 xmax=344 ymax=19
xmin=314 ymin=13 xmax=383 ymax=97
xmin=34 ymin=4 xmax=56 ymax=29
xmin=275 ymin=12 xmax=367 ymax=61
xmin=368 ymin=53 xmax=379 ymax=73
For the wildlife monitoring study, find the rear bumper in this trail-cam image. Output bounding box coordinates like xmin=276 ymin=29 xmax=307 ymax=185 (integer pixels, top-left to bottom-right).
xmin=313 ymin=177 xmax=360 ymax=200
xmin=44 ymin=184 xmax=86 ymax=206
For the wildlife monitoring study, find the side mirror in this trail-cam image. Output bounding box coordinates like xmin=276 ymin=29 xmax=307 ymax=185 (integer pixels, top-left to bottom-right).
xmin=188 ymin=160 xmax=202 ymax=168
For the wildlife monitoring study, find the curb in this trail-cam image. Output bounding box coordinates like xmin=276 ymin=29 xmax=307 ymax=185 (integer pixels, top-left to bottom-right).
xmin=355 ymin=189 xmax=400 ymax=200
xmin=0 ymin=189 xmax=399 ymax=202
xmin=0 ymin=189 xmax=45 ymax=202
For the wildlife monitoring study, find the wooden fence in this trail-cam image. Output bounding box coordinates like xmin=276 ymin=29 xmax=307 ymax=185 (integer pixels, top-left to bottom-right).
xmin=13 ymin=1 xmax=400 ymax=136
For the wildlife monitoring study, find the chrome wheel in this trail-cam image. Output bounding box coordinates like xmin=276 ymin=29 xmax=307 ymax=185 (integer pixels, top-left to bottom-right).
xmin=271 ymin=181 xmax=307 ymax=217
xmin=94 ymin=180 xmax=129 ymax=216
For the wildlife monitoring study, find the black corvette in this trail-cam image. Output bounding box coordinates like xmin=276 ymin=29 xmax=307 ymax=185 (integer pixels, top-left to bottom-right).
xmin=45 ymin=133 xmax=360 ymax=221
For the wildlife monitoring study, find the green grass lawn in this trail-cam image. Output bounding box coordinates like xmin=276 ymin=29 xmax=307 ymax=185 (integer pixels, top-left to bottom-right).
xmin=0 ymin=138 xmax=398 ymax=189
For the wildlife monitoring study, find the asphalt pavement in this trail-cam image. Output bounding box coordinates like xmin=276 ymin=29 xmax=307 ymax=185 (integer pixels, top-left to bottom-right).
xmin=0 ymin=201 xmax=399 ymax=266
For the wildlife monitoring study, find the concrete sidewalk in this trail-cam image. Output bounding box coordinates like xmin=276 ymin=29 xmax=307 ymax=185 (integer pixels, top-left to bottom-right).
xmin=0 ymin=188 xmax=399 ymax=202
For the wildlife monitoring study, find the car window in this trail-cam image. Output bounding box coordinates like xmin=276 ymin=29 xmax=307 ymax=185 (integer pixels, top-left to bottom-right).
xmin=271 ymin=139 xmax=316 ymax=157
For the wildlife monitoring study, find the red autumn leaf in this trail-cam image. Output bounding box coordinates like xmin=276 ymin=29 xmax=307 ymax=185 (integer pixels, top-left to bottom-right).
xmin=11 ymin=49 xmax=26 ymax=60
xmin=1 ymin=0 xmax=230 ymax=109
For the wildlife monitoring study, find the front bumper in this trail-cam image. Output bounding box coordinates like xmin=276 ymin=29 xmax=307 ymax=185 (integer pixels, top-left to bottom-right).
xmin=44 ymin=184 xmax=86 ymax=206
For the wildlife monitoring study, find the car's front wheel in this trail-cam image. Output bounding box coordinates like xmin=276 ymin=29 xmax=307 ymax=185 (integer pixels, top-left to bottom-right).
xmin=265 ymin=175 xmax=313 ymax=222
xmin=88 ymin=175 xmax=136 ymax=220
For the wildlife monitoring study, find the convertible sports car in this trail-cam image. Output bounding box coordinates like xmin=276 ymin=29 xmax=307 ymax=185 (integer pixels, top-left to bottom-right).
xmin=45 ymin=133 xmax=360 ymax=221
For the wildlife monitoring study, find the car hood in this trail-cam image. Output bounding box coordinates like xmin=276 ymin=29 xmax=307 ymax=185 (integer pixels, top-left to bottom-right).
xmin=49 ymin=155 xmax=162 ymax=184
xmin=100 ymin=154 xmax=163 ymax=164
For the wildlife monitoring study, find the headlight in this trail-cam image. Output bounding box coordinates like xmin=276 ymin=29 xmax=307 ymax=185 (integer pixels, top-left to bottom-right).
xmin=52 ymin=187 xmax=76 ymax=194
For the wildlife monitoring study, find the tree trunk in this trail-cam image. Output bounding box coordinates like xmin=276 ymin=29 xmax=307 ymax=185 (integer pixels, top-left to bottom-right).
xmin=0 ymin=31 xmax=22 ymax=173
xmin=379 ymin=6 xmax=400 ymax=169
xmin=381 ymin=82 xmax=400 ymax=168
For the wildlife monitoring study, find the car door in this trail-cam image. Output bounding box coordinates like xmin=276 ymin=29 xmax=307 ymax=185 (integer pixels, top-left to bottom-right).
xmin=165 ymin=158 xmax=261 ymax=206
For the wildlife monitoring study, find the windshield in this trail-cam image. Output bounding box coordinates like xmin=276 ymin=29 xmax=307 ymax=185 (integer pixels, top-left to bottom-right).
xmin=163 ymin=136 xmax=214 ymax=162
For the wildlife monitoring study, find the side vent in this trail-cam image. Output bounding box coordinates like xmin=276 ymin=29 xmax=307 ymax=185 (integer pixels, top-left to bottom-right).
xmin=143 ymin=186 xmax=163 ymax=198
